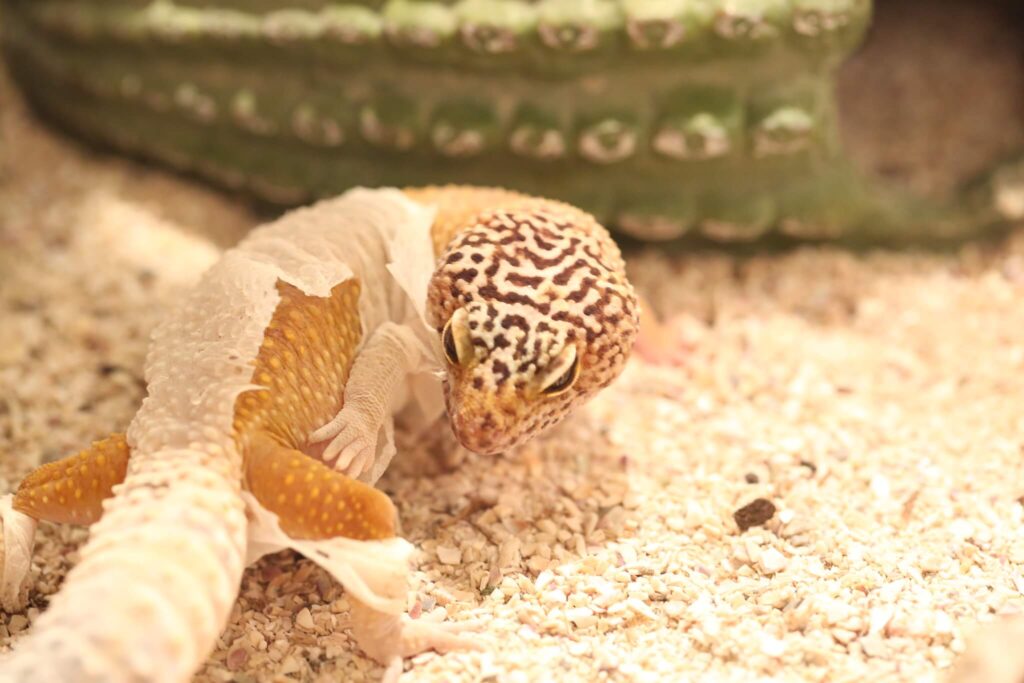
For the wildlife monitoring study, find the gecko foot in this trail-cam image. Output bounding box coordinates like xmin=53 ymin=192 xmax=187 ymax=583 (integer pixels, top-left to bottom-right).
xmin=350 ymin=599 xmax=484 ymax=679
xmin=392 ymin=613 xmax=483 ymax=657
xmin=308 ymin=409 xmax=377 ymax=478
xmin=633 ymin=313 xmax=703 ymax=367
xmin=380 ymin=619 xmax=484 ymax=683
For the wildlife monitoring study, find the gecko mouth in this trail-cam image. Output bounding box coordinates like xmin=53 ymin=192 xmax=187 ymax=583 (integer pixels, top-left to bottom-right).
xmin=443 ymin=376 xmax=525 ymax=455
xmin=444 ymin=390 xmax=514 ymax=456
xmin=448 ymin=410 xmax=509 ymax=456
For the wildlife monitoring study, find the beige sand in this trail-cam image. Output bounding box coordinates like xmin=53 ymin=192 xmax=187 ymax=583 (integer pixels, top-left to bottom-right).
xmin=2 ymin=65 xmax=1024 ymax=683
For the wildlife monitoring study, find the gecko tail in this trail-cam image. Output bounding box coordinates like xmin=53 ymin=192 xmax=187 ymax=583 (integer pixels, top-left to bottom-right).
xmin=244 ymin=432 xmax=396 ymax=541
xmin=0 ymin=443 xmax=249 ymax=683
xmin=13 ymin=433 xmax=130 ymax=526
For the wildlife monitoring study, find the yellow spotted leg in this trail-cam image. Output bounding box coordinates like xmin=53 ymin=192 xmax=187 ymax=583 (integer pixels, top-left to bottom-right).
xmin=230 ymin=278 xmax=399 ymax=541
xmin=9 ymin=278 xmax=385 ymax=540
xmin=8 ymin=189 xmax=591 ymax=533
xmin=11 ymin=431 xmax=393 ymax=543
xmin=244 ymin=432 xmax=395 ymax=541
xmin=13 ymin=433 xmax=130 ymax=525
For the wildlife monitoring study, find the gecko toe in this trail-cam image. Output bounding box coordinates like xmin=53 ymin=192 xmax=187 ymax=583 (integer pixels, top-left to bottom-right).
xmin=311 ymin=408 xmax=378 ymax=478
xmin=397 ymin=616 xmax=487 ymax=657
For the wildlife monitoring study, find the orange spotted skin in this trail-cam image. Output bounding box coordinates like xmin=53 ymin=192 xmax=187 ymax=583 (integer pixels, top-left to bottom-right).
xmin=245 ymin=434 xmax=395 ymax=541
xmin=13 ymin=433 xmax=130 ymax=525
xmin=15 ymin=279 xmax=395 ymax=541
xmin=232 ymin=280 xmax=361 ymax=456
xmin=405 ymin=186 xmax=532 ymax=254
xmin=12 ymin=187 xmax=632 ymax=542
xmin=406 ymin=185 xmax=615 ymax=255
xmin=234 ymin=279 xmax=395 ymax=541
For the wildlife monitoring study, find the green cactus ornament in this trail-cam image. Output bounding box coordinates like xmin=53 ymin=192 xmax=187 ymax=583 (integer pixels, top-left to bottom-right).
xmin=2 ymin=0 xmax=1021 ymax=243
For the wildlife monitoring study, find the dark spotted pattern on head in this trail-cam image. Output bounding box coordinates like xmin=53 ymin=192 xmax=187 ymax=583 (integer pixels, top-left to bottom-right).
xmin=426 ymin=200 xmax=638 ymax=455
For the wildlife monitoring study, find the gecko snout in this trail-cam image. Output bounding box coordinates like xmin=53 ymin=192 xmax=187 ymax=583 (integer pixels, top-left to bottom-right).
xmin=444 ymin=383 xmax=522 ymax=456
xmin=448 ymin=405 xmax=506 ymax=455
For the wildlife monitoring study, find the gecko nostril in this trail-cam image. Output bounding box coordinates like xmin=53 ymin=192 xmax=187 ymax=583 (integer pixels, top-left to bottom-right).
xmin=448 ymin=411 xmax=504 ymax=455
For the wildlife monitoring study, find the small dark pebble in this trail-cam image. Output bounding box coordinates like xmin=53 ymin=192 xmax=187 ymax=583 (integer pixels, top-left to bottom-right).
xmin=799 ymin=460 xmax=817 ymax=474
xmin=734 ymin=498 xmax=777 ymax=531
xmin=11 ymin=299 xmax=38 ymax=313
xmin=744 ymin=472 xmax=759 ymax=484
xmin=98 ymin=363 xmax=121 ymax=376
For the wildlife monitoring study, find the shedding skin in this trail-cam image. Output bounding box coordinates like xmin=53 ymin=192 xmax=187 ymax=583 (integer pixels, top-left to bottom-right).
xmin=15 ymin=279 xmax=394 ymax=541
xmin=405 ymin=186 xmax=533 ymax=253
xmin=13 ymin=187 xmax=644 ymax=530
xmin=307 ymin=321 xmax=424 ymax=476
xmin=233 ymin=279 xmax=361 ymax=452
xmin=236 ymin=279 xmax=396 ymax=541
xmin=3 ymin=186 xmax=643 ymax=681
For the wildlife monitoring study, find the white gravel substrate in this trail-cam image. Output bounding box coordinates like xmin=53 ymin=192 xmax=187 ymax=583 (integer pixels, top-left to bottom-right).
xmin=2 ymin=67 xmax=1024 ymax=683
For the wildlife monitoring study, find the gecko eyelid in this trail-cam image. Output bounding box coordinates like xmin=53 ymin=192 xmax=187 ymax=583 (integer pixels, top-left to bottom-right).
xmin=441 ymin=318 xmax=460 ymax=365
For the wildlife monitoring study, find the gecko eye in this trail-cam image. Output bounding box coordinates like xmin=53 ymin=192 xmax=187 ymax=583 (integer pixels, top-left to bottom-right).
xmin=541 ymin=355 xmax=579 ymax=396
xmin=442 ymin=319 xmax=460 ymax=365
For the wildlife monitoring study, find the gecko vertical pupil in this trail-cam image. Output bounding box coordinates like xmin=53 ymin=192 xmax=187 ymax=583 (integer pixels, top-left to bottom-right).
xmin=442 ymin=320 xmax=459 ymax=364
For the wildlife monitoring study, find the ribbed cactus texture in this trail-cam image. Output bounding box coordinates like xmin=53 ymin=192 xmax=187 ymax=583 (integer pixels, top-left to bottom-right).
xmin=1 ymin=0 xmax=1020 ymax=241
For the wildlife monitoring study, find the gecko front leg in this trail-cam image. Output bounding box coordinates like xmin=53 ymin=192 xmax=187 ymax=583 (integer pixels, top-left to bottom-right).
xmin=244 ymin=432 xmax=483 ymax=676
xmin=308 ymin=322 xmax=424 ymax=478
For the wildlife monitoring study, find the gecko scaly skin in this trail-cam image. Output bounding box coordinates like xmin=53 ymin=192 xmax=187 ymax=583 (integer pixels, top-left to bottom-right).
xmin=0 ymin=186 xmax=639 ymax=682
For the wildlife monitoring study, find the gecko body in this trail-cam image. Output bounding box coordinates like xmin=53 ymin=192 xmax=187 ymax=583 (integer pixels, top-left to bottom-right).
xmin=0 ymin=186 xmax=638 ymax=682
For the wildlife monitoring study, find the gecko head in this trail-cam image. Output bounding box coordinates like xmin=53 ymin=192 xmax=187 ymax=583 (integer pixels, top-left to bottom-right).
xmin=426 ymin=205 xmax=639 ymax=455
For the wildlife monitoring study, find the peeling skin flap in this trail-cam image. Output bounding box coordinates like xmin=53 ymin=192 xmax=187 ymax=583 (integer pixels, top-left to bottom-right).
xmin=384 ymin=196 xmax=448 ymax=435
xmin=0 ymin=494 xmax=37 ymax=612
xmin=242 ymin=492 xmax=412 ymax=616
xmin=232 ymin=189 xmax=442 ymax=616
xmin=382 ymin=194 xmax=436 ymax=326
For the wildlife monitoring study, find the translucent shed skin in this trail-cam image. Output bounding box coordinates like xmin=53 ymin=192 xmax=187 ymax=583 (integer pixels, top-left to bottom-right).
xmin=0 ymin=186 xmax=638 ymax=682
